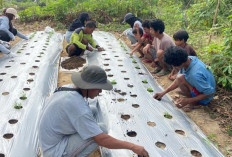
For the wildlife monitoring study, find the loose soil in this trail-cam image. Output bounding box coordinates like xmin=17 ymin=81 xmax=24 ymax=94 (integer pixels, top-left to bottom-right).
xmin=2 ymin=21 xmax=230 ymax=157
xmin=61 ymin=56 xmax=86 ymax=70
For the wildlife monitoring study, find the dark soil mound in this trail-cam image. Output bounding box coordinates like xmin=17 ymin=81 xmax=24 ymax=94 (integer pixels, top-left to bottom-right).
xmin=61 ymin=56 xmax=86 ymax=70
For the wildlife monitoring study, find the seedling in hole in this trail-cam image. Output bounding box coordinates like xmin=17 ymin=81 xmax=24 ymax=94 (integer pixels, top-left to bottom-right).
xmin=16 ymin=51 xmax=21 ymax=53
xmin=147 ymin=87 xmax=153 ymax=92
xmin=20 ymin=92 xmax=27 ymax=100
xmin=129 ymin=56 xmax=133 ymax=58
xmin=111 ymin=80 xmax=117 ymax=85
xmin=135 ymin=65 xmax=140 ymax=69
xmin=164 ymin=112 xmax=172 ymax=119
xmin=142 ymin=80 xmax=148 ymax=84
xmin=132 ymin=59 xmax=137 ymax=63
xmin=14 ymin=102 xmax=22 ymax=109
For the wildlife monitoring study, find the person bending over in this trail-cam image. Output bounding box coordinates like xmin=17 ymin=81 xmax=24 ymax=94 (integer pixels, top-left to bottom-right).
xmin=0 ymin=8 xmax=28 ymax=56
xmin=154 ymin=46 xmax=215 ymax=112
xmin=39 ymin=65 xmax=149 ymax=157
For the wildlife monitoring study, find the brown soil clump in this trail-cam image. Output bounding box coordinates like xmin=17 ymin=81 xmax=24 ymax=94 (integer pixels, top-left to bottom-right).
xmin=61 ymin=56 xmax=86 ymax=70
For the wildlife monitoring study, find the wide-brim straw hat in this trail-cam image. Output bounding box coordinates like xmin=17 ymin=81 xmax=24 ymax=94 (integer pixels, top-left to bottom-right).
xmin=6 ymin=8 xmax=19 ymax=19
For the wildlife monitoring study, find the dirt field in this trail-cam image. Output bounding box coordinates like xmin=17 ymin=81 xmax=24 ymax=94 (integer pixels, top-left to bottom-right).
xmin=3 ymin=20 xmax=231 ymax=156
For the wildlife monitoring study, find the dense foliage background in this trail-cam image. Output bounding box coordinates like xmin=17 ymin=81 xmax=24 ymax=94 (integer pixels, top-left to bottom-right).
xmin=1 ymin=0 xmax=232 ymax=89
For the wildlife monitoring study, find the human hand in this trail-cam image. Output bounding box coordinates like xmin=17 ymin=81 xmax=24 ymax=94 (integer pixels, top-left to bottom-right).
xmin=97 ymin=47 xmax=105 ymax=51
xmin=129 ymin=51 xmax=133 ymax=56
xmin=153 ymin=92 xmax=165 ymax=101
xmin=88 ymin=46 xmax=93 ymax=51
xmin=131 ymin=145 xmax=149 ymax=157
xmin=175 ymin=98 xmax=191 ymax=108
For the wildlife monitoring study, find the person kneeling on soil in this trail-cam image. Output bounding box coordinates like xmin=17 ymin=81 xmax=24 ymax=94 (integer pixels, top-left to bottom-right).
xmin=66 ymin=21 xmax=104 ymax=57
xmin=0 ymin=8 xmax=28 ymax=56
xmin=153 ymin=46 xmax=215 ymax=112
xmin=129 ymin=27 xmax=144 ymax=57
xmin=39 ymin=65 xmax=149 ymax=157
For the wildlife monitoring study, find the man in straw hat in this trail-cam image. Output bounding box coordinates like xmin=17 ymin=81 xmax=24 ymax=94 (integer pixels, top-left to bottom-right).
xmin=39 ymin=65 xmax=149 ymax=157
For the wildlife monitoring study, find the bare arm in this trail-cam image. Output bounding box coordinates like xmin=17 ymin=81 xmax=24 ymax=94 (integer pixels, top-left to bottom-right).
xmin=94 ymin=133 xmax=149 ymax=156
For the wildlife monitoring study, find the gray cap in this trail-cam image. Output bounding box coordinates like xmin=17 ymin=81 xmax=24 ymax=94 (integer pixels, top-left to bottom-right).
xmin=122 ymin=13 xmax=134 ymax=23
xmin=71 ymin=65 xmax=113 ymax=90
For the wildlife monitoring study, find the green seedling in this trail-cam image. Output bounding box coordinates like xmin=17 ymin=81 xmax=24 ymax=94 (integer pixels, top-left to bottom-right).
xmin=20 ymin=92 xmax=27 ymax=100
xmin=14 ymin=102 xmax=23 ymax=109
xmin=132 ymin=59 xmax=137 ymax=63
xmin=129 ymin=56 xmax=133 ymax=58
xmin=111 ymin=80 xmax=117 ymax=85
xmin=164 ymin=112 xmax=172 ymax=119
xmin=147 ymin=87 xmax=153 ymax=92
xmin=16 ymin=51 xmax=21 ymax=54
xmin=135 ymin=65 xmax=140 ymax=69
xmin=142 ymin=80 xmax=148 ymax=84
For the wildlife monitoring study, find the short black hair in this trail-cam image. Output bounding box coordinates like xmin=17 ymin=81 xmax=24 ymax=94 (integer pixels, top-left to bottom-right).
xmin=85 ymin=21 xmax=97 ymax=28
xmin=142 ymin=20 xmax=150 ymax=29
xmin=150 ymin=19 xmax=165 ymax=34
xmin=164 ymin=46 xmax=188 ymax=66
xmin=173 ymin=30 xmax=189 ymax=42
xmin=132 ymin=28 xmax=143 ymax=36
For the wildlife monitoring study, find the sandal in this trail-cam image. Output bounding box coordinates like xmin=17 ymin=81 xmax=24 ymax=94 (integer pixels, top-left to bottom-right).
xmin=152 ymin=68 xmax=161 ymax=74
xmin=142 ymin=59 xmax=152 ymax=63
xmin=155 ymin=70 xmax=169 ymax=77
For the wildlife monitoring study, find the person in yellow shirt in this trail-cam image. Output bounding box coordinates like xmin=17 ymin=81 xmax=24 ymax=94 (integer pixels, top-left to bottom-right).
xmin=66 ymin=21 xmax=104 ymax=57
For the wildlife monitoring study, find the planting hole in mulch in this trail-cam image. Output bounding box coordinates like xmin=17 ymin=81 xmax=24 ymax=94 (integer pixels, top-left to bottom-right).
xmin=9 ymin=60 xmax=14 ymax=62
xmin=32 ymin=66 xmax=39 ymax=69
xmin=43 ymin=46 xmax=47 ymax=48
xmin=40 ymin=52 xmax=44 ymax=54
xmin=114 ymin=89 xmax=121 ymax=93
xmin=105 ymin=58 xmax=110 ymax=60
xmin=2 ymin=92 xmax=9 ymax=96
xmin=175 ymin=130 xmax=185 ymax=135
xmin=191 ymin=150 xmax=202 ymax=157
xmin=108 ymin=74 xmax=113 ymax=77
xmin=114 ymin=56 xmax=119 ymax=57
xmin=42 ymin=49 xmax=46 ymax=51
xmin=104 ymin=38 xmax=107 ymax=39
xmin=20 ymin=96 xmax=27 ymax=100
xmin=130 ymin=94 xmax=137 ymax=98
xmin=118 ymin=64 xmax=123 ymax=67
xmin=117 ymin=98 xmax=125 ymax=102
xmin=34 ymin=40 xmax=37 ymax=42
xmin=3 ymin=133 xmax=14 ymax=139
xmin=155 ymin=142 xmax=166 ymax=149
xmin=147 ymin=121 xmax=156 ymax=127
xmin=0 ymin=153 xmax=5 ymax=157
xmin=127 ymin=84 xmax=133 ymax=88
xmin=132 ymin=104 xmax=139 ymax=108
xmin=35 ymin=60 xmax=40 ymax=62
xmin=29 ymin=73 xmax=35 ymax=75
xmin=138 ymin=72 xmax=145 ymax=75
xmin=105 ymin=69 xmax=111 ymax=72
xmin=61 ymin=56 xmax=86 ymax=70
xmin=108 ymin=44 xmax=112 ymax=46
xmin=119 ymin=92 xmax=127 ymax=96
xmin=5 ymin=66 xmax=11 ymax=68
xmin=108 ymin=47 xmax=112 ymax=49
xmin=127 ymin=131 xmax=137 ymax=137
xmin=121 ymin=71 xmax=126 ymax=73
xmin=23 ymin=88 xmax=30 ymax=91
xmin=118 ymin=59 xmax=123 ymax=61
xmin=11 ymin=76 xmax=17 ymax=78
xmin=26 ymin=53 xmax=30 ymax=55
xmin=121 ymin=114 xmax=130 ymax=120
xmin=30 ymin=46 xmax=34 ymax=48
xmin=0 ymin=73 xmax=6 ymax=75
xmin=20 ymin=62 xmax=26 ymax=65
xmin=124 ymin=78 xmax=130 ymax=80
xmin=102 ymin=53 xmax=106 ymax=55
xmin=27 ymin=79 xmax=34 ymax=83
xmin=9 ymin=119 xmax=18 ymax=124
xmin=37 ymin=56 xmax=42 ymax=58
xmin=112 ymin=51 xmax=116 ymax=53
xmin=0 ymin=79 xmax=3 ymax=82
xmin=104 ymin=64 xmax=109 ymax=66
